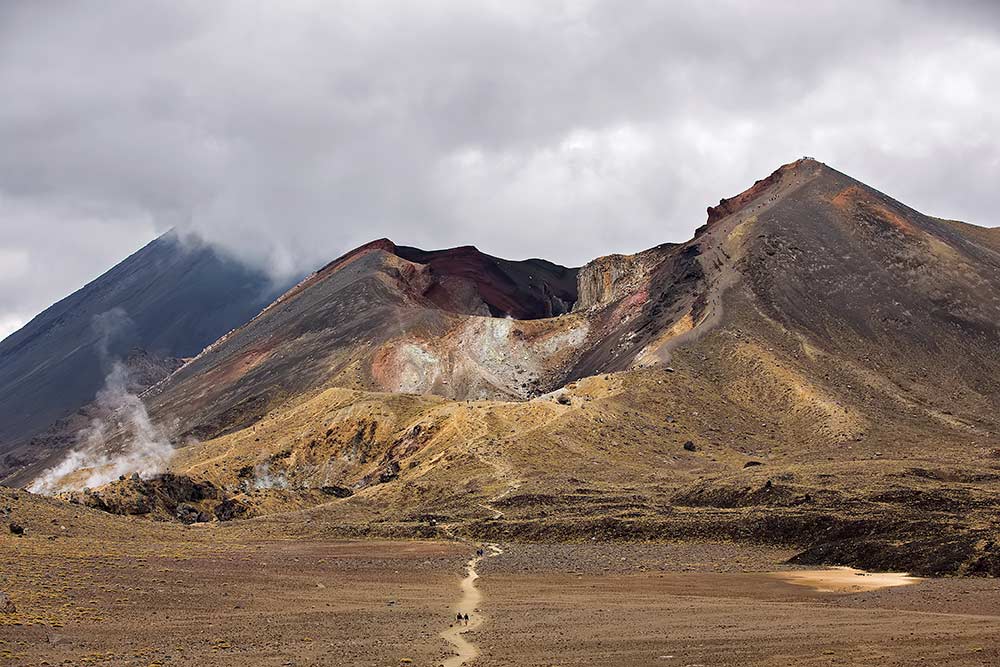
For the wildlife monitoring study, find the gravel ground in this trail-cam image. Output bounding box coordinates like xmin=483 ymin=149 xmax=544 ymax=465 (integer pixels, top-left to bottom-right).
xmin=4 ymin=532 xmax=1000 ymax=667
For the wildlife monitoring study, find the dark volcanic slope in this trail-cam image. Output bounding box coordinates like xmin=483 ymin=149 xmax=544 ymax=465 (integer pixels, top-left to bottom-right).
xmin=141 ymin=240 xmax=580 ymax=441
xmin=735 ymin=161 xmax=1000 ymax=422
xmin=394 ymin=244 xmax=578 ymax=318
xmin=0 ymin=232 xmax=289 ymax=467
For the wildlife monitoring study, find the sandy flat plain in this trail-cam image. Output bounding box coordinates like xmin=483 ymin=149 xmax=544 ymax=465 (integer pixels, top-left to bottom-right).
xmin=3 ymin=537 xmax=1000 ymax=666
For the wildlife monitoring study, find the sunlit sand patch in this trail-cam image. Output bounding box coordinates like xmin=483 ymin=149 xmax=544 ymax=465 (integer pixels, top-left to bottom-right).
xmin=773 ymin=566 xmax=922 ymax=593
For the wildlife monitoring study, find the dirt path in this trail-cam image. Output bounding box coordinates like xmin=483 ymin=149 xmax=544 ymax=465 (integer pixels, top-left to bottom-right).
xmin=440 ymin=543 xmax=502 ymax=667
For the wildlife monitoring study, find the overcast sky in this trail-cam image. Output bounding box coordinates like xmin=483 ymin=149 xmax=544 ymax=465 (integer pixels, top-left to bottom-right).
xmin=1 ymin=1 xmax=998 ymax=341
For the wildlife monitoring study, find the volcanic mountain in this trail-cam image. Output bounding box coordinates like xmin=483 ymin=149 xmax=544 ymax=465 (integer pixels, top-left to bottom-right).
xmin=17 ymin=158 xmax=1000 ymax=575
xmin=138 ymin=159 xmax=1000 ymax=438
xmin=0 ymin=232 xmax=292 ymax=481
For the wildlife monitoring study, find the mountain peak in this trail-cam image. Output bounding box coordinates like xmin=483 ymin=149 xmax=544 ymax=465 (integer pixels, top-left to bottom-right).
xmin=705 ymin=157 xmax=824 ymax=226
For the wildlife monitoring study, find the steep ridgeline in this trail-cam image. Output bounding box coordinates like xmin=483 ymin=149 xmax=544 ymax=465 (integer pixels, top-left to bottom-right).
xmin=140 ymin=240 xmax=583 ymax=442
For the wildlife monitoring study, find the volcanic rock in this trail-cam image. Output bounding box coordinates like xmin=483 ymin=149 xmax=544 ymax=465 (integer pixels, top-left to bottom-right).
xmin=319 ymin=485 xmax=354 ymax=498
xmin=214 ymin=498 xmax=249 ymax=522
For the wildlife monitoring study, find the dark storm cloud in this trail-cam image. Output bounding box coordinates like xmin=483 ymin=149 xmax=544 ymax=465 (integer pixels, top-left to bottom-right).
xmin=1 ymin=1 xmax=998 ymax=339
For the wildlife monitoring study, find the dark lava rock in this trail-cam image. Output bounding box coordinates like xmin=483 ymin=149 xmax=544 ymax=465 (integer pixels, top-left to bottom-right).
xmin=672 ymin=479 xmax=807 ymax=509
xmin=62 ymin=473 xmax=222 ymax=518
xmin=0 ymin=591 xmax=15 ymax=613
xmin=379 ymin=461 xmax=401 ymax=483
xmin=152 ymin=473 xmax=221 ymax=504
xmin=176 ymin=503 xmax=211 ymax=524
xmin=8 ymin=522 xmax=24 ymax=536
xmin=79 ymin=486 xmax=154 ymax=515
xmin=871 ymin=487 xmax=975 ymax=513
xmin=214 ymin=498 xmax=249 ymax=522
xmin=743 ymin=460 xmax=764 ymax=468
xmin=319 ymin=485 xmax=354 ymax=498
xmin=683 ymin=441 xmax=697 ymax=452
xmin=789 ymin=531 xmax=1000 ymax=577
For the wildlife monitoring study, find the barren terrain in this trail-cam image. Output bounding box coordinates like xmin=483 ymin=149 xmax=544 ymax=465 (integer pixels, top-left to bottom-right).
xmin=1 ymin=494 xmax=467 ymax=666
xmin=4 ymin=501 xmax=1000 ymax=667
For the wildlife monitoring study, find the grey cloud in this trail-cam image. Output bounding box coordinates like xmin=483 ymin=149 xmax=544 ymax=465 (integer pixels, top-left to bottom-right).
xmin=1 ymin=1 xmax=998 ymax=337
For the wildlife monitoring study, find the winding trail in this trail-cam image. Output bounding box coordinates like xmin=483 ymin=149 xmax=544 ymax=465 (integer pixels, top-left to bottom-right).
xmin=440 ymin=543 xmax=502 ymax=667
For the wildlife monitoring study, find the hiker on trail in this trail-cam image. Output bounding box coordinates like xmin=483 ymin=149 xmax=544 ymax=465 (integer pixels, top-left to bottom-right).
xmin=476 ymin=548 xmax=483 ymax=557
xmin=456 ymin=612 xmax=462 ymax=624
xmin=463 ymin=613 xmax=470 ymax=625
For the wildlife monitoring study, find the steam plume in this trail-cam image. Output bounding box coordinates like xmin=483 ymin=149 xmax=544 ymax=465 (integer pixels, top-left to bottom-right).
xmin=28 ymin=311 xmax=174 ymax=494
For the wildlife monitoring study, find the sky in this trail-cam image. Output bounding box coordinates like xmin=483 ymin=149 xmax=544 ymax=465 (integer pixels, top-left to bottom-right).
xmin=1 ymin=1 xmax=999 ymax=341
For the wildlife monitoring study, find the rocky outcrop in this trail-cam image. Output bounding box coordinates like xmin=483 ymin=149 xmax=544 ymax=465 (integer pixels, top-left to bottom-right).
xmin=575 ymin=254 xmax=639 ymax=310
xmin=60 ymin=473 xmax=221 ymax=519
xmin=319 ymin=485 xmax=354 ymax=498
xmin=175 ymin=502 xmax=212 ymax=524
xmin=573 ymin=245 xmax=671 ymax=311
xmin=394 ymin=244 xmax=579 ymax=319
xmin=214 ymin=498 xmax=248 ymax=522
xmin=704 ymin=159 xmax=803 ymax=227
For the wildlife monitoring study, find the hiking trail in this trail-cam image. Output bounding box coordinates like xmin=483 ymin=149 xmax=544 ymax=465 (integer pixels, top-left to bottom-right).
xmin=439 ymin=543 xmax=503 ymax=667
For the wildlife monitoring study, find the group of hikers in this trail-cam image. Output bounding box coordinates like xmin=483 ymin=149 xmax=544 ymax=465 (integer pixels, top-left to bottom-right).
xmin=453 ymin=546 xmax=488 ymax=626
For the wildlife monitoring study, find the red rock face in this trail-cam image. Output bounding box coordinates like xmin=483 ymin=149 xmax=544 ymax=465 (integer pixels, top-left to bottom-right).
xmin=393 ymin=245 xmax=578 ymax=319
xmin=704 ymin=159 xmax=802 ymax=226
